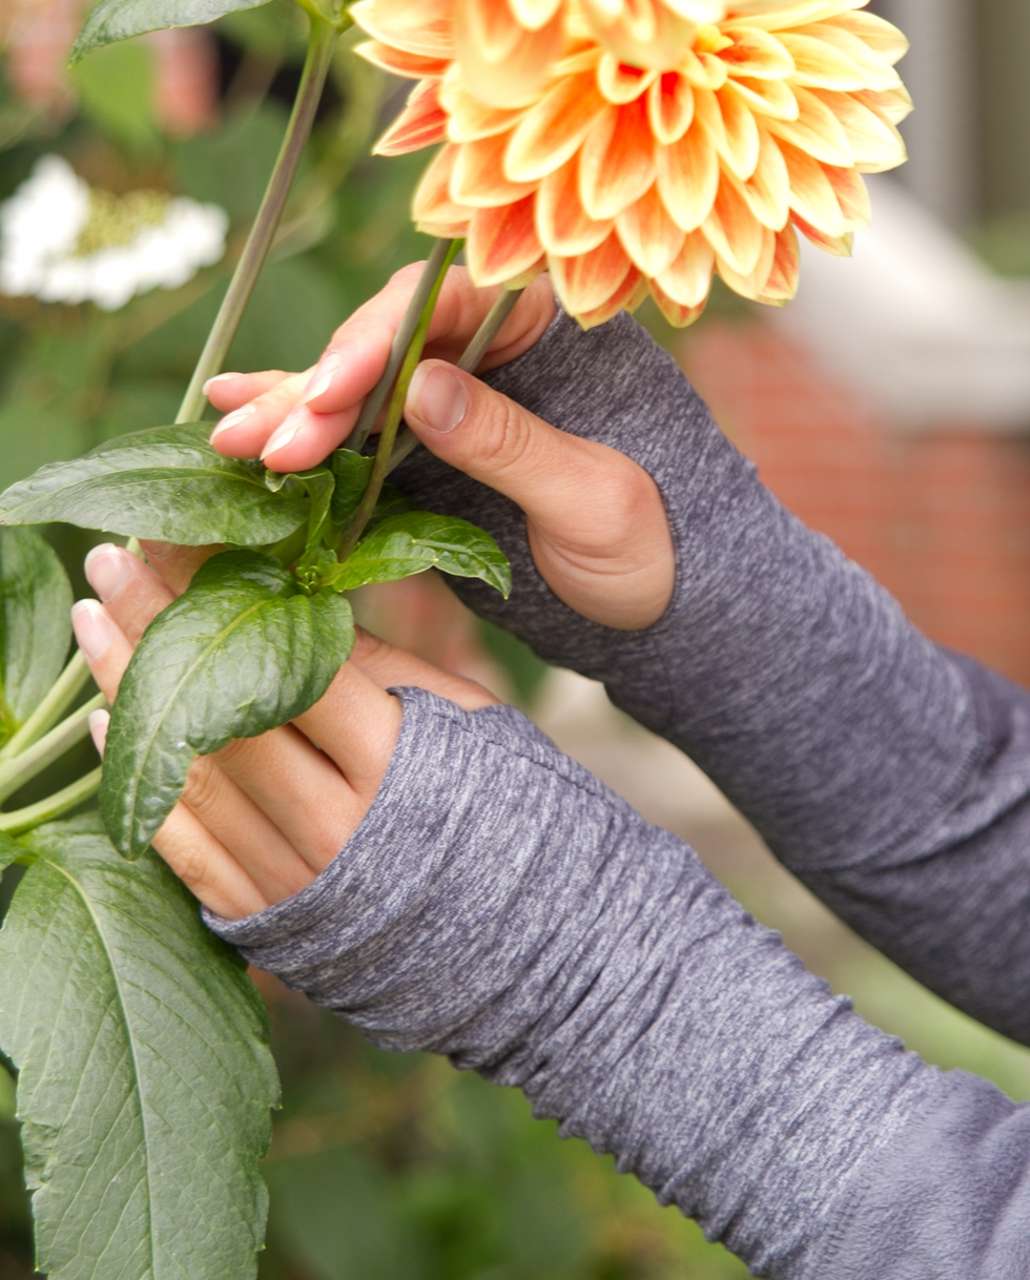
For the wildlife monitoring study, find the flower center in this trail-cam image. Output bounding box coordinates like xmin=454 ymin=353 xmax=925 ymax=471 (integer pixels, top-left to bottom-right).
xmin=74 ymin=188 xmax=171 ymax=257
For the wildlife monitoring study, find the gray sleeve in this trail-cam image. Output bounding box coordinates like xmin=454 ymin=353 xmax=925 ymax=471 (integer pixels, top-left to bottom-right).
xmin=206 ymin=688 xmax=1030 ymax=1280
xmin=392 ymin=309 xmax=1030 ymax=1046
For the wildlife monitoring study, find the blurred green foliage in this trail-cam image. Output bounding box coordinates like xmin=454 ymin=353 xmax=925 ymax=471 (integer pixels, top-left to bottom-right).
xmin=0 ymin=10 xmax=1027 ymax=1280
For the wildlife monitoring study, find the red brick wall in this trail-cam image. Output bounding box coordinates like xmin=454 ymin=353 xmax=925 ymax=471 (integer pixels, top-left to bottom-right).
xmin=680 ymin=322 xmax=1030 ymax=688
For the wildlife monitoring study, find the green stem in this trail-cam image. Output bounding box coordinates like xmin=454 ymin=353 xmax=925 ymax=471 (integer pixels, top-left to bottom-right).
xmin=176 ymin=17 xmax=338 ymax=425
xmin=337 ymin=240 xmax=462 ymax=559
xmin=0 ymin=768 xmax=102 ymax=835
xmin=0 ymin=653 xmax=92 ymax=763
xmin=349 ymin=238 xmax=458 ymax=454
xmin=0 ymin=693 xmax=106 ymax=805
xmin=388 ymin=287 xmax=525 ymax=473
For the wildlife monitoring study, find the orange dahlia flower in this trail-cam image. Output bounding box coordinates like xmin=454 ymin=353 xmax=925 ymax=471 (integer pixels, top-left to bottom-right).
xmin=352 ymin=0 xmax=912 ymax=327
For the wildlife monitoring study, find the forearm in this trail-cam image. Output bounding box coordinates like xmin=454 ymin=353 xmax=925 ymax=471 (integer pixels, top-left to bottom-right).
xmin=205 ymin=689 xmax=1030 ymax=1279
xmin=395 ymin=310 xmax=1030 ymax=1043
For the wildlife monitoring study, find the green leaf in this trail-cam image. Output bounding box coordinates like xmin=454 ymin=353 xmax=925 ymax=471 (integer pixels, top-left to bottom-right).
xmin=102 ymin=550 xmax=354 ymax=858
xmin=327 ymin=512 xmax=512 ymax=598
xmin=0 ymin=424 xmax=308 ymax=547
xmin=0 ymin=529 xmax=73 ymax=738
xmin=0 ymin=832 xmax=21 ymax=875
xmin=328 ymin=450 xmax=373 ymax=527
xmin=266 ymin=467 xmax=336 ymax=554
xmin=72 ymin=0 xmax=275 ymax=62
xmin=69 ymin=41 xmax=158 ymax=151
xmin=0 ymin=812 xmax=279 ymax=1279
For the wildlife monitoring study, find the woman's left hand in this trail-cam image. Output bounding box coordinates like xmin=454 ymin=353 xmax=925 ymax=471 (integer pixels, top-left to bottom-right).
xmin=71 ymin=542 xmax=497 ymax=922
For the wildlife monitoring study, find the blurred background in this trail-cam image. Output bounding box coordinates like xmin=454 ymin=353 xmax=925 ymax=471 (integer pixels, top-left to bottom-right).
xmin=0 ymin=2 xmax=1028 ymax=1277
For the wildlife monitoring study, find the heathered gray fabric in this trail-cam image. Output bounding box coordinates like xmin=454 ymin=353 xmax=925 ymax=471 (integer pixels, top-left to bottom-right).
xmin=394 ymin=308 xmax=1030 ymax=1047
xmin=208 ymin=688 xmax=949 ymax=1279
xmin=204 ymin=307 xmax=1030 ymax=1277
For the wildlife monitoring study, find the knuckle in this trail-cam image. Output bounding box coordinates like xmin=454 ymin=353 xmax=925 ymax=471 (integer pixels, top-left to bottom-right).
xmin=599 ymin=456 xmax=660 ymax=534
xmin=479 ymin=395 xmax=536 ymax=476
xmin=180 ymin=757 xmax=226 ymax=817
xmin=170 ymin=840 xmax=210 ymax=894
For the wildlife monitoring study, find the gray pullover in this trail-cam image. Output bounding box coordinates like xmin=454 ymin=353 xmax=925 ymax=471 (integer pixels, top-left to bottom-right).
xmin=209 ymin=311 xmax=1030 ymax=1278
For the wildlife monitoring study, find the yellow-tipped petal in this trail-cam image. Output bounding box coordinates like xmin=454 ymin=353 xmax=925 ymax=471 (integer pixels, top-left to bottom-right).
xmin=659 ymin=227 xmax=715 ymax=306
xmin=702 ymin=173 xmax=764 ymax=275
xmin=826 ymin=10 xmax=908 ymax=64
xmin=505 ymin=72 xmax=606 ymax=182
xmin=453 ymin=0 xmax=564 ymax=107
xmin=616 ymin=182 xmax=687 ymax=275
xmin=854 ymin=86 xmax=913 ymax=127
xmin=467 ymin=196 xmax=545 ymax=285
xmin=767 ymin=84 xmax=854 ymax=166
xmin=740 ymin=129 xmax=790 ymax=229
xmin=577 ymin=267 xmax=648 ymax=329
xmin=822 ymin=162 xmax=870 ymax=227
xmin=656 ymin=124 xmax=720 ymax=231
xmin=356 ymin=40 xmax=449 ymax=80
xmin=647 ymin=72 xmax=696 ymax=145
xmin=792 ymin=213 xmax=853 ymax=255
xmin=779 ymin=140 xmax=847 ymax=235
xmin=598 ymin=54 xmax=657 ymax=104
xmin=579 ymin=99 xmax=657 ymax=220
xmin=811 ymin=89 xmax=906 ymax=170
xmin=718 ymin=24 xmax=794 ymax=79
xmin=413 ymin=144 xmax=467 ymax=226
xmin=374 ymin=81 xmax=448 ymax=156
xmin=442 ymin=76 xmax=524 ymax=142
xmin=509 ymin=0 xmax=563 ymax=31
xmin=716 ymin=224 xmax=776 ymax=299
xmin=730 ymin=74 xmax=799 ymax=121
xmin=758 ymin=223 xmax=800 ymax=302
xmin=536 ymin=159 xmax=614 ymax=253
xmin=650 ymin=280 xmax=708 ymax=327
xmin=452 ymin=134 xmax=536 ymax=207
xmin=716 ymin=83 xmax=761 ymax=180
xmin=777 ymin=31 xmax=876 ymax=92
xmin=551 ymin=232 xmax=634 ymax=314
xmin=350 ymin=0 xmax=453 ymax=59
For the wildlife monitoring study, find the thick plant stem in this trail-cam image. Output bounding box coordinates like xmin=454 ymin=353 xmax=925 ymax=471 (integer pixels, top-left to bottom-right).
xmin=388 ymin=287 xmax=525 ymax=473
xmin=0 ymin=693 xmax=106 ymax=804
xmin=337 ymin=240 xmax=462 ymax=559
xmin=176 ymin=17 xmax=337 ymax=425
xmin=349 ymin=238 xmax=457 ymax=454
xmin=0 ymin=768 xmax=102 ymax=835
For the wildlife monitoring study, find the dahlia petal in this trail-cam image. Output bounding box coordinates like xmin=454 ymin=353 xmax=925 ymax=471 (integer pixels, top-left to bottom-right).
xmin=717 ymin=24 xmax=795 ymax=80
xmin=536 ymin=160 xmax=614 ymax=254
xmin=683 ymin=48 xmax=730 ymax=90
xmin=374 ymin=81 xmax=448 ymax=157
xmin=822 ymin=162 xmax=871 ymax=226
xmin=825 ymin=10 xmax=909 ymax=65
xmin=598 ymin=54 xmax=657 ymax=104
xmin=551 ymin=232 xmax=634 ymax=315
xmin=582 ymin=0 xmax=702 ymax=71
xmin=758 ymin=223 xmax=800 ymax=303
xmin=578 ymin=99 xmax=657 ymax=220
xmin=716 ymin=224 xmax=777 ymax=300
xmin=792 ymin=212 xmax=853 ymax=256
xmin=777 ymin=31 xmax=881 ymax=92
xmin=453 ymin=0 xmax=564 ymax=107
xmin=350 ymin=0 xmax=454 ymax=59
xmin=576 ymin=267 xmax=649 ymax=330
xmin=505 ymin=73 xmax=607 ymax=182
xmin=649 ymin=280 xmax=708 ymax=328
xmin=716 ymin=83 xmax=762 ymax=180
xmin=811 ymin=89 xmax=906 ymax=170
xmin=355 ymin=40 xmax=449 ymax=80
xmin=508 ymin=0 xmax=563 ymax=31
xmin=443 ymin=80 xmax=524 ymax=143
xmin=656 ymin=125 xmax=720 ymax=231
xmin=702 ymin=174 xmax=764 ymax=276
xmin=413 ymin=144 xmax=466 ymax=224
xmin=779 ymin=140 xmax=847 ymax=235
xmin=766 ymin=84 xmax=853 ymax=166
xmin=467 ymin=196 xmax=545 ymax=286
xmin=452 ymin=135 xmax=537 ymax=207
xmin=727 ymin=1 xmax=866 ymax=31
xmin=854 ymin=86 xmax=913 ymax=127
xmin=659 ymin=228 xmax=715 ymax=306
xmin=740 ymin=129 xmax=791 ymax=229
xmin=615 ymin=183 xmax=686 ymax=275
xmin=647 ymin=72 xmax=696 ymax=145
xmin=729 ymin=75 xmax=799 ymax=121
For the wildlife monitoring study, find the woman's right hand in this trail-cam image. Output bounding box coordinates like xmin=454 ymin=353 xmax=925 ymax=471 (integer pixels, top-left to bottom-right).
xmin=207 ymin=265 xmax=675 ymax=633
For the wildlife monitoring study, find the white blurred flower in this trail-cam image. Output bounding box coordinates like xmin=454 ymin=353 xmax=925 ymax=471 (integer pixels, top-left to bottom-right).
xmin=0 ymin=155 xmax=229 ymax=310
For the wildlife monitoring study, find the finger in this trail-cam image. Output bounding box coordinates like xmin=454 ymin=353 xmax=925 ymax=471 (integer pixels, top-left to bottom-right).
xmin=72 ymin=595 xmax=365 ymax=873
xmin=84 ymin=543 xmax=176 ymax=644
xmin=203 ymin=370 xmax=293 ymax=413
xmin=140 ymin=542 xmax=216 ymax=595
xmin=351 ymin=627 xmax=497 ymax=711
xmin=89 ymin=711 xmax=295 ymax=919
xmin=207 ymin=369 xmax=310 ymax=456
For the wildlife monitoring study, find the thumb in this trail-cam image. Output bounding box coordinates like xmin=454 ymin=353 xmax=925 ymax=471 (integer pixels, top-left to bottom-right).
xmin=404 ymin=359 xmax=604 ymax=531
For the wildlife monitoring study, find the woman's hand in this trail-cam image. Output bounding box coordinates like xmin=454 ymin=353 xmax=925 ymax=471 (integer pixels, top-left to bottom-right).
xmin=72 ymin=542 xmax=496 ymax=921
xmin=206 ymin=265 xmax=675 ymax=632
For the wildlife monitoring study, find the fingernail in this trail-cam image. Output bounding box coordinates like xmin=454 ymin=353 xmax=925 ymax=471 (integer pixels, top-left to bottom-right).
xmin=408 ymin=364 xmax=468 ymax=434
xmin=71 ymin=600 xmax=116 ymax=663
xmin=88 ymin=709 xmax=110 ymax=754
xmin=203 ymin=373 xmax=240 ymax=396
xmin=210 ymin=404 xmax=256 ymax=441
xmin=304 ymin=353 xmax=341 ymax=404
xmin=84 ymin=543 xmax=133 ymax=602
xmin=261 ymin=412 xmax=303 ymax=459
